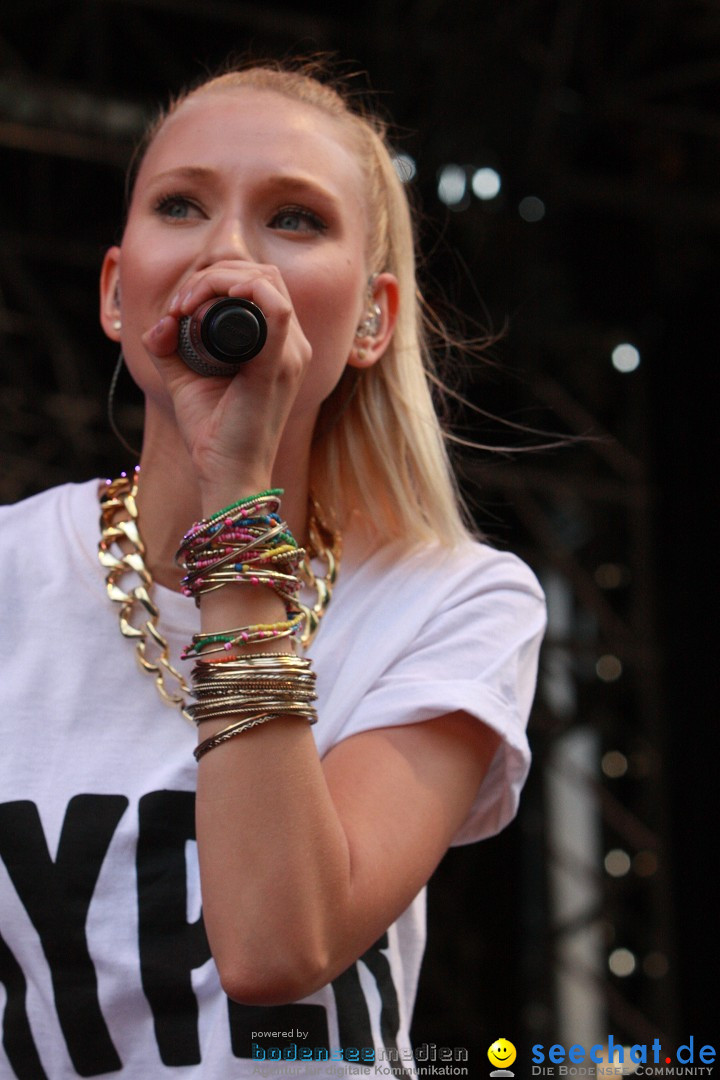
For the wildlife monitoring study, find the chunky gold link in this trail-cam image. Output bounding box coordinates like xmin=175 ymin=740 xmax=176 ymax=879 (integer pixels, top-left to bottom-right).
xmin=99 ymin=472 xmax=193 ymax=723
xmin=298 ymin=494 xmax=341 ymax=648
xmin=98 ymin=472 xmax=341 ymax=722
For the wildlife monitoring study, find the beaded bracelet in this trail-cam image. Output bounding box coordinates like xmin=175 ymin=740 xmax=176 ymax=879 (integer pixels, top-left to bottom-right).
xmin=178 ymin=490 xmax=284 ymax=549
xmin=188 ymin=567 xmax=300 ymax=607
xmin=180 ymin=518 xmax=298 ymax=574
xmin=192 ymin=651 xmax=310 ymax=667
xmin=179 ymin=493 xmax=320 ymax=759
xmin=178 ymin=488 xmax=306 ymax=656
xmin=181 ymin=613 xmax=304 ymax=659
xmin=181 ymin=525 xmax=303 ymax=599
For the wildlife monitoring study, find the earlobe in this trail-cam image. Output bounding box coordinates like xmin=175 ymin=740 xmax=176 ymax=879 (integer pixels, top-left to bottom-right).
xmin=99 ymin=246 xmax=123 ymax=342
xmin=347 ymin=272 xmax=399 ymax=370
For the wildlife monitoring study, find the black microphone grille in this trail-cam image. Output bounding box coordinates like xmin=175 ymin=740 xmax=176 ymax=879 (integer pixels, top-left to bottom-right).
xmin=178 ymin=297 xmax=268 ymax=376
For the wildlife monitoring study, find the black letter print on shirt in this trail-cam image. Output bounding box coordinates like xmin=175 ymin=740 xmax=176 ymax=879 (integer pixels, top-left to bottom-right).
xmin=0 ymin=928 xmax=49 ymax=1080
xmin=333 ymin=933 xmax=412 ymax=1078
xmin=227 ymin=933 xmax=411 ymax=1072
xmin=137 ymin=791 xmax=211 ymax=1067
xmin=0 ymin=796 xmax=128 ymax=1077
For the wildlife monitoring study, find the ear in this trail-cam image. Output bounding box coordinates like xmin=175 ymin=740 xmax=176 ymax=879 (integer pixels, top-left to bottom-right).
xmin=347 ymin=272 xmax=399 ymax=370
xmin=99 ymin=246 xmax=122 ymax=343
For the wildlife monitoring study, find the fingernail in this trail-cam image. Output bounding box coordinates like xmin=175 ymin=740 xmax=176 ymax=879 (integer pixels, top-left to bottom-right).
xmin=149 ymin=317 xmax=168 ymax=338
xmin=170 ymin=293 xmax=180 ymax=310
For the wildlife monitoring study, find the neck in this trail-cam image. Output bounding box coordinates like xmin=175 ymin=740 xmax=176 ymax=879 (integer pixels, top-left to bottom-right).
xmin=131 ymin=414 xmax=313 ymax=592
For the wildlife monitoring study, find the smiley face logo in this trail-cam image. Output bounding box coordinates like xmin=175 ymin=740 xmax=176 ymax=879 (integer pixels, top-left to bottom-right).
xmin=488 ymin=1038 xmax=517 ymax=1070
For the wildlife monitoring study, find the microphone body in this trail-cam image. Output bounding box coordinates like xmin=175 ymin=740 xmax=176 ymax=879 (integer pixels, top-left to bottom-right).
xmin=177 ymin=298 xmax=267 ymax=376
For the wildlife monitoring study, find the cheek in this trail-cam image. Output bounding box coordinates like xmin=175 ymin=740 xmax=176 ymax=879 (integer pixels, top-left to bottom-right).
xmin=116 ymin=247 xmax=152 ymax=326
xmin=113 ymin=245 xmax=178 ymax=402
xmin=288 ymin=276 xmax=362 ymax=414
xmin=120 ymin=240 xmax=175 ymax=297
xmin=118 ymin=218 xmax=192 ymax=297
xmin=289 ymin=261 xmax=363 ymax=349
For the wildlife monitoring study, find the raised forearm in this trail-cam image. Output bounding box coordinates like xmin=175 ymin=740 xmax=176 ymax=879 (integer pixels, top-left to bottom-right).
xmin=195 ymin=715 xmax=353 ymax=1005
xmin=191 ymin=537 xmax=355 ymax=1005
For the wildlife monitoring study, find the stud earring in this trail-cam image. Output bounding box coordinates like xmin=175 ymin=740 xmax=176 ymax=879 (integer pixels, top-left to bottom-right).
xmin=113 ymin=319 xmax=122 ymax=331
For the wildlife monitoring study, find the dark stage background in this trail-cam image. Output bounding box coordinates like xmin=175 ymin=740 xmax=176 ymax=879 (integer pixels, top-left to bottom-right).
xmin=0 ymin=0 xmax=717 ymax=1071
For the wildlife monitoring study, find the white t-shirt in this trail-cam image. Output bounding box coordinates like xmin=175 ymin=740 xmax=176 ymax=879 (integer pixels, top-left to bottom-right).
xmin=0 ymin=480 xmax=545 ymax=1079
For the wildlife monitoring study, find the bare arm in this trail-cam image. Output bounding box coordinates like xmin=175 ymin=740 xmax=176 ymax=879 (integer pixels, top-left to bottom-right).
xmin=135 ymin=262 xmax=502 ymax=1004
xmin=196 ymin=702 xmax=500 ymax=1005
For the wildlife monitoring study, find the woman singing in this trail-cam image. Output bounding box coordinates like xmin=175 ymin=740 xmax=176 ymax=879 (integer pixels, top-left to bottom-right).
xmin=0 ymin=61 xmax=545 ymax=1078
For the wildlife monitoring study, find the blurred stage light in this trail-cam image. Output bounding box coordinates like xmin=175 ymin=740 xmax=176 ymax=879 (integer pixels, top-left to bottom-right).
xmin=602 ymin=750 xmax=628 ymax=778
xmin=604 ymin=849 xmax=632 ymax=877
xmin=518 ymin=195 xmax=545 ymax=221
xmin=472 ymin=166 xmax=501 ymax=200
xmin=393 ymin=153 xmax=416 ymax=182
xmin=612 ymin=343 xmax=641 ymax=372
xmin=437 ymin=164 xmax=467 ymax=206
xmin=596 ymin=654 xmax=623 ymax=682
xmin=608 ymin=947 xmax=637 ymax=977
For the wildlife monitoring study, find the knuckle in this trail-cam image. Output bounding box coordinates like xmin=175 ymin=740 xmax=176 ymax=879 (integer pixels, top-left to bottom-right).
xmin=274 ymin=297 xmax=293 ymax=323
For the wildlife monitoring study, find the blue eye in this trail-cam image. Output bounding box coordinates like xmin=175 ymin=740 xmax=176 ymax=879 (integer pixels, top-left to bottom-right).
xmin=154 ymin=194 xmax=199 ymax=220
xmin=269 ymin=207 xmax=327 ymax=233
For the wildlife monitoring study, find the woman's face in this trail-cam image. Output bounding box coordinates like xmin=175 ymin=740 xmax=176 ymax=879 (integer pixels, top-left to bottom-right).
xmin=102 ymin=87 xmax=388 ymax=419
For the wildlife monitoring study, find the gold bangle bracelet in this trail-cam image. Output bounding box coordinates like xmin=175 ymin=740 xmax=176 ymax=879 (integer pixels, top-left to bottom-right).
xmin=194 ymin=709 xmax=315 ymax=761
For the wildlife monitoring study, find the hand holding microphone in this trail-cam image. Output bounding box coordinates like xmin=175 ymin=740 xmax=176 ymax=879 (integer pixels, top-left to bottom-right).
xmin=177 ymin=297 xmax=267 ymax=376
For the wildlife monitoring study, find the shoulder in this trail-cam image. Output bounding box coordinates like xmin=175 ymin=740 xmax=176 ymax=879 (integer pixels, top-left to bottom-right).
xmin=333 ymin=530 xmax=546 ymax=672
xmin=315 ymin=531 xmax=546 ymax=843
xmin=328 ymin=529 xmax=545 ymax=631
xmin=311 ymin=528 xmax=546 ymax=745
xmin=0 ymin=479 xmax=102 ymax=568
xmin=416 ymin=534 xmax=544 ymax=599
xmin=0 ymin=478 xmax=99 ymax=520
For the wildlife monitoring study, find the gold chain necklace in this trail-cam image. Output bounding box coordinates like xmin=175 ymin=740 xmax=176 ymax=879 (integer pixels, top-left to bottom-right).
xmin=98 ymin=471 xmax=340 ymax=722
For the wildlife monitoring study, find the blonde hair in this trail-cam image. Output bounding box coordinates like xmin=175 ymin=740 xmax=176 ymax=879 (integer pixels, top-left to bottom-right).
xmin=131 ymin=60 xmax=474 ymax=546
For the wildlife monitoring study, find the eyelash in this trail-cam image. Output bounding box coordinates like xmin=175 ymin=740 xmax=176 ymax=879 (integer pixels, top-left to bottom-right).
xmin=154 ymin=192 xmax=201 ymax=219
xmin=153 ymin=193 xmax=327 ymax=234
xmin=269 ymin=205 xmax=328 ymax=233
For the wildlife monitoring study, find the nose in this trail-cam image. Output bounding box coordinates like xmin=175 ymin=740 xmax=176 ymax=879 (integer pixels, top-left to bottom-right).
xmin=198 ymin=213 xmax=254 ymax=268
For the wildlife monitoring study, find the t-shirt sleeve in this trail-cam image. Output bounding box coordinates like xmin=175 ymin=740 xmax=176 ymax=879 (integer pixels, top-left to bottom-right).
xmin=329 ymin=546 xmax=546 ymax=845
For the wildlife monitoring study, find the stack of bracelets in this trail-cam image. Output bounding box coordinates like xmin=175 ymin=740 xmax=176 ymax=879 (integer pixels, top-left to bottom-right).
xmin=176 ymin=489 xmax=318 ymax=761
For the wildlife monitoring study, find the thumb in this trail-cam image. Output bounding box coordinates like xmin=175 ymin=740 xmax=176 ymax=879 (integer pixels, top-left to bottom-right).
xmin=142 ymin=316 xmax=180 ymax=358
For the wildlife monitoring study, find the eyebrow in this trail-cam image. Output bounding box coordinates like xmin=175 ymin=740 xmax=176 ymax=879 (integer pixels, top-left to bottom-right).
xmin=146 ymin=166 xmax=342 ymax=207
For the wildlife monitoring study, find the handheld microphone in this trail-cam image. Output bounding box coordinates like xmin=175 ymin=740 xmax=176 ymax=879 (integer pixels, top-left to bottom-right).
xmin=177 ymin=297 xmax=267 ymax=376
